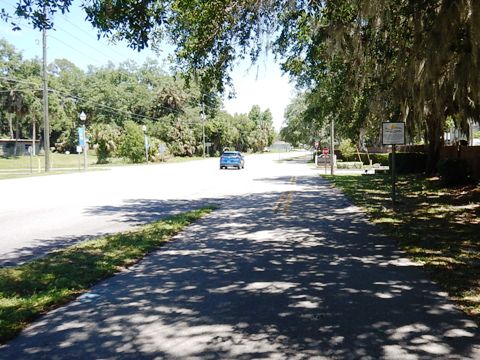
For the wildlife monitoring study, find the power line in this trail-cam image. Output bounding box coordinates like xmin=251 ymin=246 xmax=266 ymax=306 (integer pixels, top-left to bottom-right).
xmin=58 ymin=14 xmax=127 ymax=60
xmin=0 ymin=76 xmax=41 ymax=87
xmin=0 ymin=75 xmax=204 ymax=125
xmin=48 ymin=33 xmax=105 ymax=65
xmin=53 ymin=26 xmax=122 ymax=64
xmin=1 ymin=1 xmax=147 ymax=68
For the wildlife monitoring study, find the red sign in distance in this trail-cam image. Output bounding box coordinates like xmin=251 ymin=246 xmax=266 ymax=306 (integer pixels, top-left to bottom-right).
xmin=323 ymin=147 xmax=329 ymax=155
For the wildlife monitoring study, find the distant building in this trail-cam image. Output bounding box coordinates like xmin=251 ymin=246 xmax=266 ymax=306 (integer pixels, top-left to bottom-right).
xmin=0 ymin=139 xmax=40 ymax=156
xmin=268 ymin=141 xmax=292 ymax=152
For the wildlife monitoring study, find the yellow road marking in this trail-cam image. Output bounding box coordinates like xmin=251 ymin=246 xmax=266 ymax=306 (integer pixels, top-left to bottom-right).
xmin=272 ymin=176 xmax=297 ymax=214
xmin=284 ymin=191 xmax=294 ymax=214
xmin=272 ymin=192 xmax=288 ymax=213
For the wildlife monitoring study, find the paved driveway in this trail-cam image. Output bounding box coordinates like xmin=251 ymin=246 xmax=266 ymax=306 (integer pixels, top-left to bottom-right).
xmin=1 ymin=171 xmax=478 ymax=359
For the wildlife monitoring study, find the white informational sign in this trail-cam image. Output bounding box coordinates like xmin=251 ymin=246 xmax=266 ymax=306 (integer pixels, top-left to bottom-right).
xmin=382 ymin=122 xmax=405 ymax=145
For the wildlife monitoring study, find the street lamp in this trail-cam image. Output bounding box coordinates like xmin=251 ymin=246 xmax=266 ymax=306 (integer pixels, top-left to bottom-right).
xmin=79 ymin=111 xmax=87 ymax=170
xmin=142 ymin=125 xmax=149 ymax=163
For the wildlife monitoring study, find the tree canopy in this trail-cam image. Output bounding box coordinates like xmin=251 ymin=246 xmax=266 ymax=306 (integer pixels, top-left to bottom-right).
xmin=0 ymin=38 xmax=275 ymax=162
xmin=3 ymin=1 xmax=480 ymax=170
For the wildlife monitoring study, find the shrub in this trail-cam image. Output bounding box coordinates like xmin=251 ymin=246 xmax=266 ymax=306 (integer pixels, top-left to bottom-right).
xmin=337 ymin=161 xmax=363 ymax=169
xmin=389 ymin=153 xmax=427 ymax=174
xmin=342 ymin=152 xmax=389 ymax=166
xmin=118 ymin=121 xmax=146 ymax=163
xmin=369 ymin=153 xmax=390 ymax=166
xmin=437 ymin=158 xmax=471 ymax=186
xmin=338 ymin=139 xmax=356 ymax=160
xmin=90 ymin=124 xmax=120 ymax=164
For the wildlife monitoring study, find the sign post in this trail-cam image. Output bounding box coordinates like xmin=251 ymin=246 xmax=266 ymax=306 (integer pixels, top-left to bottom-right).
xmin=158 ymin=143 xmax=166 ymax=162
xmin=28 ymin=146 xmax=33 ymax=173
xmin=142 ymin=125 xmax=149 ymax=163
xmin=382 ymin=122 xmax=405 ymax=204
xmin=79 ymin=111 xmax=87 ymax=170
xmin=323 ymin=147 xmax=329 ymax=174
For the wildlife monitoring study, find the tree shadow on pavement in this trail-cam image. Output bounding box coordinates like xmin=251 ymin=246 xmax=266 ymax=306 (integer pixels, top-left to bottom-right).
xmin=0 ymin=198 xmax=222 ymax=268
xmin=1 ymin=175 xmax=479 ymax=359
xmin=86 ymin=198 xmax=221 ymax=224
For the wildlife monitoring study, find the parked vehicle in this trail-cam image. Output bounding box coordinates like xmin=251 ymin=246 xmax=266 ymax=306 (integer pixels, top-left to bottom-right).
xmin=220 ymin=151 xmax=245 ymax=169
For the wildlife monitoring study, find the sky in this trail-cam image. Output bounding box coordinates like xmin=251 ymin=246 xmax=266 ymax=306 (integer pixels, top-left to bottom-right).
xmin=0 ymin=1 xmax=295 ymax=131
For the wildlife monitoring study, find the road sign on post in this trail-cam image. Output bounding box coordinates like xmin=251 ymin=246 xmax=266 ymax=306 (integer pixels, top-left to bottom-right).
xmin=382 ymin=122 xmax=405 ymax=145
xmin=322 ymin=148 xmax=329 ymax=174
xmin=78 ymin=127 xmax=85 ymax=147
xmin=382 ymin=122 xmax=405 ymax=204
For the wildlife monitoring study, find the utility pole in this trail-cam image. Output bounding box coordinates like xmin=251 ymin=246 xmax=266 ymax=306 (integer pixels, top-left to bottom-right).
xmin=330 ymin=117 xmax=335 ymax=175
xmin=392 ymin=144 xmax=396 ymax=204
xmin=201 ymin=100 xmax=206 ymax=158
xmin=142 ymin=125 xmax=149 ymax=163
xmin=42 ymin=5 xmax=50 ymax=172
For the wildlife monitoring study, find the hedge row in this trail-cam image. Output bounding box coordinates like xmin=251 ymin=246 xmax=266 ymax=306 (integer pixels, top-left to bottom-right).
xmin=342 ymin=153 xmax=390 ymax=166
xmin=335 ymin=150 xmax=478 ymax=187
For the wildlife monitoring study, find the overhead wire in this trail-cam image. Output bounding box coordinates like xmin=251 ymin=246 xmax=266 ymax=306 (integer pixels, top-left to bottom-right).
xmin=0 ymin=3 xmax=209 ymax=127
xmin=0 ymin=75 xmax=206 ymax=126
xmin=58 ymin=14 xmax=128 ymax=60
xmin=0 ymin=0 xmax=146 ymax=68
xmin=47 ymin=34 xmax=106 ymax=66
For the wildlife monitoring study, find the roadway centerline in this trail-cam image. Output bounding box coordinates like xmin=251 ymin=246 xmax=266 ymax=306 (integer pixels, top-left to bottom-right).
xmin=272 ymin=176 xmax=297 ymax=214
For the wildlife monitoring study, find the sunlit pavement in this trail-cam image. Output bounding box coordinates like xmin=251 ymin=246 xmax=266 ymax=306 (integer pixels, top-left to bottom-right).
xmin=1 ymin=155 xmax=479 ymax=359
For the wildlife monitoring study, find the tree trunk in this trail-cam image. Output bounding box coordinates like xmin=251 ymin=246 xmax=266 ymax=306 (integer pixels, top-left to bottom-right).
xmin=32 ymin=118 xmax=36 ymax=156
xmin=425 ymin=116 xmax=444 ymax=175
xmin=8 ymin=113 xmax=13 ymax=139
xmin=14 ymin=115 xmax=19 ymax=156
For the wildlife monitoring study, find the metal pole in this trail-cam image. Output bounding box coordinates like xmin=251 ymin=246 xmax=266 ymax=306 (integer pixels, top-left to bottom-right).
xmin=330 ymin=117 xmax=335 ymax=175
xmin=42 ymin=6 xmax=50 ymax=172
xmin=83 ymin=124 xmax=88 ymax=170
xmin=392 ymin=144 xmax=396 ymax=204
xmin=202 ymin=101 xmax=206 ymax=158
xmin=325 ymin=153 xmax=327 ymax=174
xmin=142 ymin=125 xmax=148 ymax=163
xmin=144 ymin=133 xmax=149 ymax=163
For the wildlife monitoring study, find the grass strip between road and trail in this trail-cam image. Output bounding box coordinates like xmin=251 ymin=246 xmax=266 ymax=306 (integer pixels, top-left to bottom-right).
xmin=323 ymin=174 xmax=480 ymax=323
xmin=0 ymin=206 xmax=217 ymax=343
xmin=0 ymin=154 xmax=207 ymax=180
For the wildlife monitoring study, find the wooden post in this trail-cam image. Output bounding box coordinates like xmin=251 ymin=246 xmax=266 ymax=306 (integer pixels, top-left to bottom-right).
xmin=392 ymin=144 xmax=396 ymax=204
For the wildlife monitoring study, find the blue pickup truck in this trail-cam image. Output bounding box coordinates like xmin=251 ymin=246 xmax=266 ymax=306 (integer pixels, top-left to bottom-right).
xmin=220 ymin=151 xmax=245 ymax=170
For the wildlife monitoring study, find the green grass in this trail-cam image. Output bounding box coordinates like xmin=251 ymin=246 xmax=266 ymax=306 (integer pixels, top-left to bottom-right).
xmin=324 ymin=174 xmax=480 ymax=321
xmin=0 ymin=154 xmax=206 ymax=180
xmin=0 ymin=153 xmax=101 ymax=170
xmin=0 ymin=206 xmax=216 ymax=343
xmin=0 ymin=154 xmax=101 ymax=180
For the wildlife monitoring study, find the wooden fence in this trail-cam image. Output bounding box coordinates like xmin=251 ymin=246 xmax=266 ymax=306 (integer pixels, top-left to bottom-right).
xmin=367 ymin=145 xmax=480 ymax=180
xmin=440 ymin=146 xmax=480 ymax=180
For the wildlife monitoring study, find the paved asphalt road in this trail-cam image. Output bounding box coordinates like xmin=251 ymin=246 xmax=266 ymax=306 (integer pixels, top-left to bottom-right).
xmin=0 ymin=152 xmax=305 ymax=266
xmin=1 ymin=153 xmax=479 ymax=359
